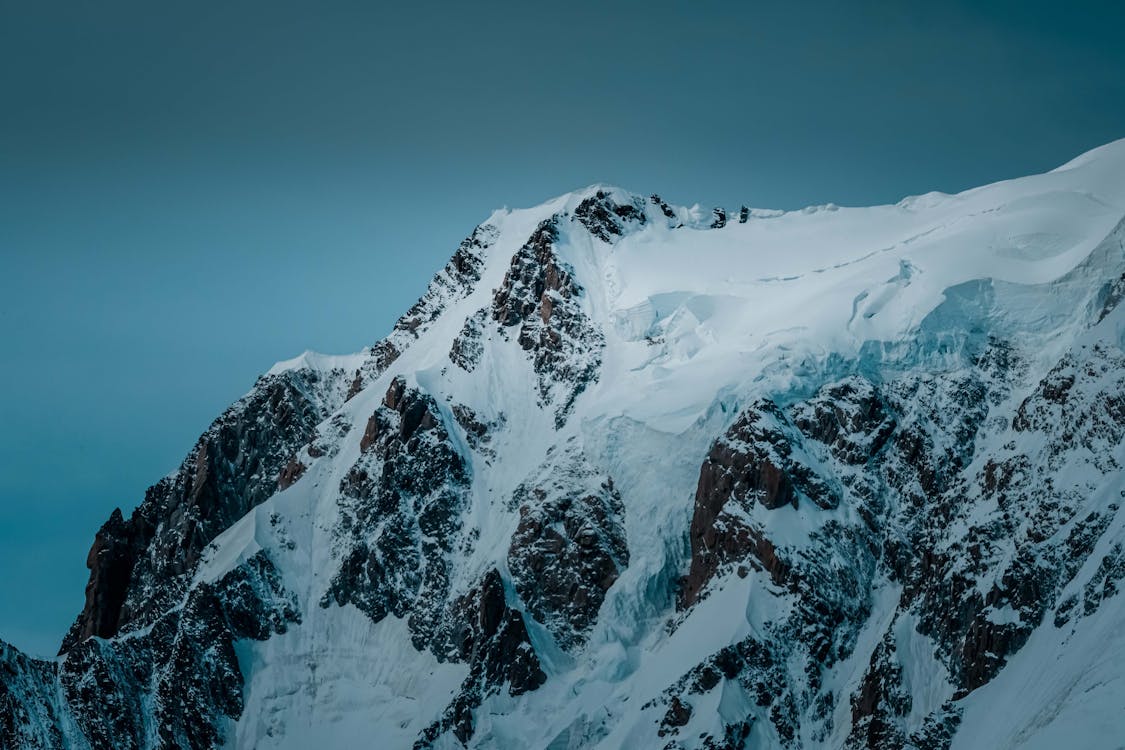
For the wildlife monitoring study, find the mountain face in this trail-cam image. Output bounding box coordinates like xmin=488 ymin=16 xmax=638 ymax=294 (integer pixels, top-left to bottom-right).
xmin=4 ymin=142 xmax=1125 ymax=750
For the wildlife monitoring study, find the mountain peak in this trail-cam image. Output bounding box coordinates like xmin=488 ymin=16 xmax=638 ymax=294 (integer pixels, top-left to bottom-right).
xmin=4 ymin=140 xmax=1125 ymax=750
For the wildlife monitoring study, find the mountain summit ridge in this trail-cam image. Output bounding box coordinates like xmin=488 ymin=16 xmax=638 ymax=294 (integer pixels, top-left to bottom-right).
xmin=3 ymin=139 xmax=1125 ymax=749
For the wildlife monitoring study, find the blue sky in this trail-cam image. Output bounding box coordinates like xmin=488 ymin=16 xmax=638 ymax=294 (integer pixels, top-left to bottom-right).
xmin=1 ymin=0 xmax=1123 ymax=656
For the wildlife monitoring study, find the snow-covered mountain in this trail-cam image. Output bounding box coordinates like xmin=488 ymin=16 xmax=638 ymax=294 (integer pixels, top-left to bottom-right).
xmin=4 ymin=140 xmax=1125 ymax=750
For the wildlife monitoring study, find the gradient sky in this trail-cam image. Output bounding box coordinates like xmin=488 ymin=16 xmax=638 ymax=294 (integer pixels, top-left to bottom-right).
xmin=1 ymin=0 xmax=1123 ymax=657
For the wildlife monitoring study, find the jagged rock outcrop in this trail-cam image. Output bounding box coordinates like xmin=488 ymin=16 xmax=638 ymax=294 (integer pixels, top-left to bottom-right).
xmin=491 ymin=216 xmax=604 ymax=427
xmin=848 ymin=629 xmax=913 ymax=748
xmin=0 ymin=641 xmax=66 ymax=749
xmin=573 ymin=190 xmax=647 ymax=241
xmin=681 ymin=389 xmax=871 ymax=609
xmin=62 ymin=363 xmax=351 ymax=653
xmin=449 ymin=307 xmax=488 ymax=372
xmin=5 ymin=552 xmax=298 ymax=750
xmin=419 ymin=569 xmax=546 ymax=748
xmin=671 ymin=328 xmax=1125 ymax=747
xmin=324 ymin=376 xmax=470 ymax=647
xmin=507 ymin=448 xmax=629 ymax=649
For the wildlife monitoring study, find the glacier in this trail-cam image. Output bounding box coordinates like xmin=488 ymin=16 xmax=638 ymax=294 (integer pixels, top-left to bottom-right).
xmin=2 ymin=140 xmax=1125 ymax=749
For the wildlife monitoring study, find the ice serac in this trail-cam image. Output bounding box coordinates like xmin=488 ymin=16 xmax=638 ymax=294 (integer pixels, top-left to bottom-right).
xmin=4 ymin=142 xmax=1125 ymax=749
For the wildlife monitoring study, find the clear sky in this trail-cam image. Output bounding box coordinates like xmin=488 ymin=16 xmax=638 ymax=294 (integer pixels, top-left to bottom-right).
xmin=1 ymin=0 xmax=1123 ymax=656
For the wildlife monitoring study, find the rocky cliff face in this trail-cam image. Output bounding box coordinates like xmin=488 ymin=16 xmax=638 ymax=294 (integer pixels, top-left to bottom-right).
xmin=62 ymin=363 xmax=353 ymax=653
xmin=4 ymin=143 xmax=1125 ymax=749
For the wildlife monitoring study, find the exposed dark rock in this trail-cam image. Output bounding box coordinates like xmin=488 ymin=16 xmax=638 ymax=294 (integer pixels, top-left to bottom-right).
xmin=397 ymin=227 xmax=489 ymax=333
xmin=669 ymin=336 xmax=1125 ymax=744
xmin=277 ymin=456 xmax=307 ymax=490
xmin=450 ymin=403 xmax=487 ymax=445
xmin=346 ymin=340 xmax=401 ymax=400
xmin=651 ymin=194 xmax=677 ymax=219
xmin=648 ymin=637 xmax=791 ymax=746
xmin=886 ymin=341 xmax=1125 ymax=698
xmin=491 ymin=217 xmax=604 ymax=427
xmin=324 ymin=377 xmax=469 ymax=648
xmin=51 ymin=552 xmax=298 ymax=750
xmin=1081 ymin=543 xmax=1125 ymax=617
xmin=449 ymin=307 xmax=488 ymax=372
xmin=493 ymin=219 xmax=562 ymax=327
xmin=0 ymin=641 xmax=66 ymax=749
xmin=508 ymin=448 xmax=628 ymax=649
xmin=573 ymin=190 xmax=647 ymax=242
xmin=69 ymin=509 xmax=137 ymax=645
xmin=848 ymin=630 xmax=911 ymax=749
xmin=659 ymin=697 xmax=692 ymax=734
xmin=418 ymin=569 xmax=546 ymax=748
xmin=450 ymin=403 xmax=503 ymax=457
xmin=702 ymin=721 xmax=753 ymax=750
xmin=63 ymin=365 xmax=348 ymax=653
xmin=681 ymin=396 xmax=847 ymax=608
xmin=791 ymin=377 xmax=895 ymax=466
xmin=906 ymin=703 xmax=962 ymax=750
